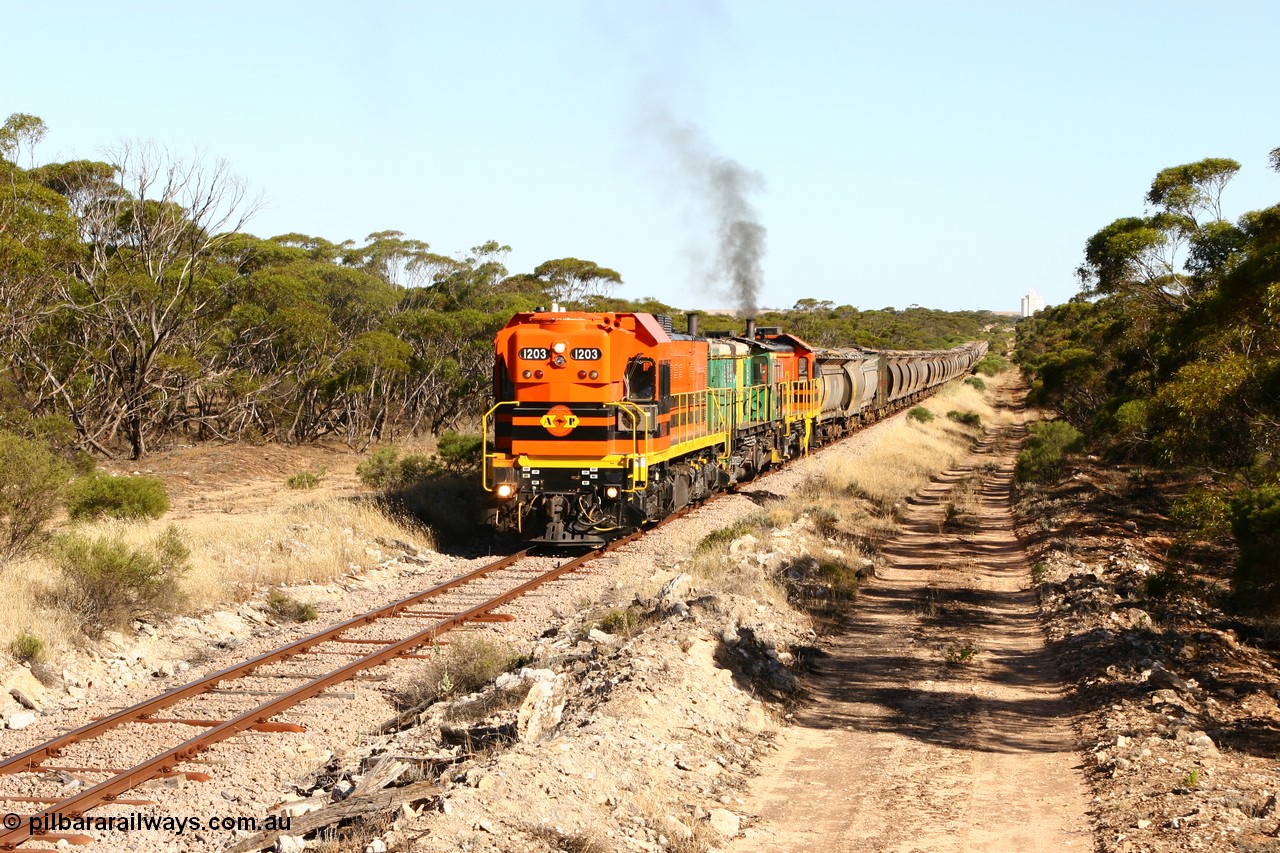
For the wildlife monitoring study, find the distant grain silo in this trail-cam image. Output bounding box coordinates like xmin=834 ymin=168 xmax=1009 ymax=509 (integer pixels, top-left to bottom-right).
xmin=1020 ymin=288 xmax=1046 ymax=317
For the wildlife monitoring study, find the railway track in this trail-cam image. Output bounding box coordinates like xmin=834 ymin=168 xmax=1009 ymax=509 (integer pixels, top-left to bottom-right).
xmin=0 ymin=384 xmax=955 ymax=851
xmin=0 ymin=533 xmax=650 ymax=852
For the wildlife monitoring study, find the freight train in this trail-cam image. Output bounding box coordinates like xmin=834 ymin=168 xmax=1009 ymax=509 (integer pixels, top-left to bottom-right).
xmin=482 ymin=309 xmax=988 ymax=545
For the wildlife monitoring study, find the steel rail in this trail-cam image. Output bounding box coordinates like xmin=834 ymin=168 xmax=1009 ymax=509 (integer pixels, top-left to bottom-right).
xmin=0 ymin=549 xmax=534 ymax=782
xmin=0 ymin=549 xmax=560 ymax=851
xmin=1 ymin=538 xmax=638 ymax=851
xmin=0 ymin=533 xmax=659 ymax=852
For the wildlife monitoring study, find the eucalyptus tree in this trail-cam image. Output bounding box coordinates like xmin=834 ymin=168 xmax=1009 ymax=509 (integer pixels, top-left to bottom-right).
xmin=1145 ymin=158 xmax=1240 ymax=224
xmin=530 ymin=257 xmax=622 ymax=306
xmin=0 ymin=120 xmax=105 ymax=449
xmin=54 ymin=142 xmax=259 ymax=457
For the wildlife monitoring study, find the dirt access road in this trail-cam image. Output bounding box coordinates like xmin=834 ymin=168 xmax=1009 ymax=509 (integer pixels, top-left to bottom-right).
xmin=732 ymin=401 xmax=1095 ymax=852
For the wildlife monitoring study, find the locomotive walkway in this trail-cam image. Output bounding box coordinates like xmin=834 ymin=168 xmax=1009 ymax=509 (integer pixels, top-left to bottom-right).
xmin=730 ymin=397 xmax=1094 ymax=851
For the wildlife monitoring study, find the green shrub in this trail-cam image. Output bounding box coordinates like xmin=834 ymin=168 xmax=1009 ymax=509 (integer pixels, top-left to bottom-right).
xmin=945 ymin=642 xmax=981 ymax=665
xmin=817 ymin=558 xmax=860 ymax=603
xmin=1230 ymin=485 xmax=1280 ymax=613
xmin=1015 ymin=420 xmax=1083 ymax=484
xmin=0 ymin=384 xmax=91 ymax=474
xmin=356 ymin=447 xmax=404 ymax=489
xmin=974 ymin=353 xmax=1007 ymax=376
xmin=584 ymin=606 xmax=644 ymax=638
xmin=8 ymin=631 xmax=44 ymax=663
xmin=266 ymin=588 xmax=318 ymax=622
xmin=907 ymin=407 xmax=935 ymax=423
xmin=0 ymin=430 xmax=72 ymax=559
xmin=359 ymin=433 xmax=484 ymax=491
xmin=964 ymin=376 xmax=986 ymax=391
xmin=29 ymin=413 xmax=78 ymax=455
xmin=357 ymin=447 xmax=440 ymax=489
xmin=779 ymin=553 xmax=862 ymax=617
xmin=49 ymin=525 xmax=189 ymax=635
xmin=436 ymin=431 xmax=484 ymax=473
xmin=946 ymin=410 xmax=982 ymax=427
xmin=1112 ymin=399 xmax=1149 ymax=434
xmin=286 ymin=470 xmax=321 ymax=490
xmin=1170 ymin=486 xmax=1232 ymax=539
xmin=66 ymin=472 xmax=169 ymax=521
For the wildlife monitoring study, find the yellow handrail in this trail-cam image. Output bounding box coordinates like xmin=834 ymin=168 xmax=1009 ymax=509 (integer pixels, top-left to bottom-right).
xmin=480 ymin=400 xmax=517 ymax=492
xmin=604 ymin=400 xmax=653 ymax=491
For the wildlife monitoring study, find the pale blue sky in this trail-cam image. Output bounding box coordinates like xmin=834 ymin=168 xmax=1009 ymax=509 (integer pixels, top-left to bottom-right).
xmin=4 ymin=1 xmax=1278 ymax=312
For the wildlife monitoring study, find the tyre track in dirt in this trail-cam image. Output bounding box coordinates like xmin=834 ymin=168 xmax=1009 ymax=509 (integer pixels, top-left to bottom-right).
xmin=731 ymin=394 xmax=1095 ymax=852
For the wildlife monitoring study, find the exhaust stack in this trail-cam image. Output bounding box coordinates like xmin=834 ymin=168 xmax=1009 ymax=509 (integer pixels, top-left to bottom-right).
xmin=687 ymin=313 xmax=700 ymax=337
xmin=745 ymin=318 xmax=757 ymax=340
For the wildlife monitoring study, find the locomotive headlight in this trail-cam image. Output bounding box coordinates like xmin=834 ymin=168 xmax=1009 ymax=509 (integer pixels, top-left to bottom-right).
xmin=553 ymin=355 xmax=566 ymax=367
xmin=553 ymin=342 xmax=566 ymax=354
xmin=495 ymin=483 xmax=515 ymax=499
xmin=589 ymin=370 xmax=599 ymax=379
xmin=522 ymin=369 xmax=532 ymax=379
xmin=604 ymin=485 xmax=620 ymax=499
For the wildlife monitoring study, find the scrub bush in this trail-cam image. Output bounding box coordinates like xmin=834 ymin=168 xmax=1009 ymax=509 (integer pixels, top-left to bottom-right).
xmin=50 ymin=526 xmax=189 ymax=634
xmin=974 ymin=353 xmax=1007 ymax=376
xmin=0 ymin=431 xmax=72 ymax=559
xmin=66 ymin=472 xmax=169 ymax=521
xmin=1015 ymin=420 xmax=1083 ymax=484
xmin=285 ymin=470 xmax=321 ymax=490
xmin=1230 ymin=486 xmax=1280 ymax=613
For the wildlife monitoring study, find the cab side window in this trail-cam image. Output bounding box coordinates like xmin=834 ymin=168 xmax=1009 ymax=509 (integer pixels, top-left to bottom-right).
xmin=752 ymin=359 xmax=769 ymax=385
xmin=625 ymin=356 xmax=656 ymax=401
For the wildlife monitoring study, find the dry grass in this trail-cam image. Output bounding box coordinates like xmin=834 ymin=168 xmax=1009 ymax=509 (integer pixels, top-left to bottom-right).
xmin=526 ymin=824 xmax=613 ymax=853
xmin=683 ymin=512 xmax=871 ymax=623
xmin=0 ymin=497 xmax=429 ymax=658
xmin=681 ymin=376 xmax=1007 ymax=621
xmin=396 ymin=635 xmax=528 ymax=712
xmin=175 ymin=498 xmax=429 ymax=605
xmin=685 ymin=547 xmax=791 ymax=611
xmin=0 ymin=559 xmax=84 ymax=657
xmin=796 ymin=377 xmax=1004 ymax=548
xmin=70 ymin=498 xmax=429 ymax=608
